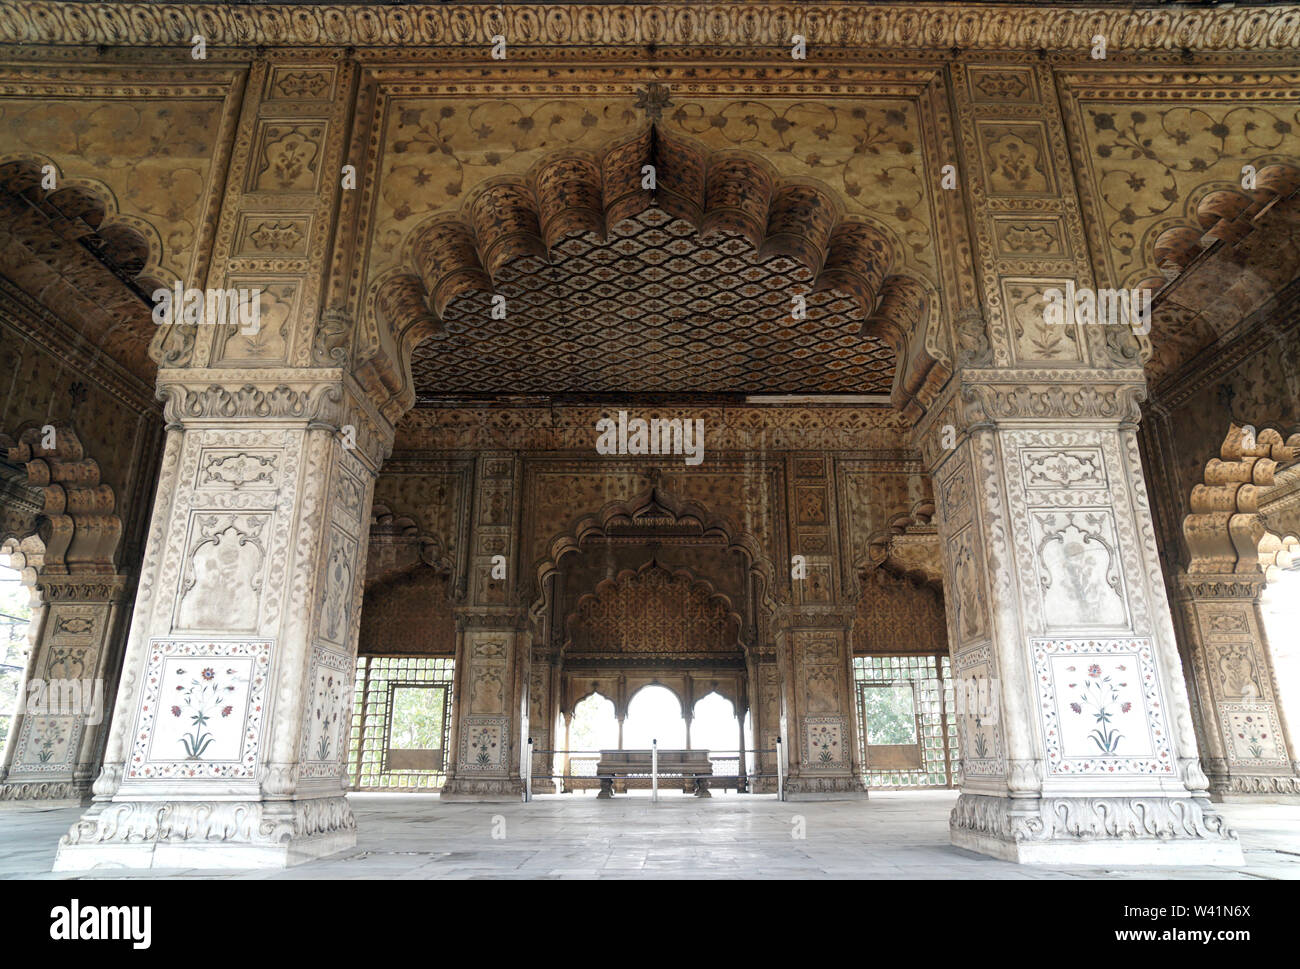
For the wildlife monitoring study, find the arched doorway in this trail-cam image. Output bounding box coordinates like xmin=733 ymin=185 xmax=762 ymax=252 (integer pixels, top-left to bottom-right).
xmin=624 ymin=685 xmax=685 ymax=749
xmin=550 ymin=554 xmax=753 ymax=796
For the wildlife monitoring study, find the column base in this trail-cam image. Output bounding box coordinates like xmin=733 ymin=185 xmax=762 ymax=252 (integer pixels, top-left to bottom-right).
xmin=0 ymin=778 xmax=91 ymax=808
xmin=1207 ymin=770 xmax=1300 ymax=802
xmin=439 ymin=776 xmax=525 ymax=801
xmin=51 ymin=795 xmax=356 ymax=872
xmin=949 ymin=793 xmax=1244 ymax=866
xmin=783 ymin=774 xmax=868 ymax=800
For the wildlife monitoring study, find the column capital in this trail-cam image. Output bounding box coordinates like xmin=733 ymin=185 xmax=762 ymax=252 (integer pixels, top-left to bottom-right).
xmin=1176 ymin=571 xmax=1267 ymax=601
xmin=770 ymin=602 xmax=856 ymax=631
xmin=156 ymin=368 xmax=397 ymax=470
xmin=913 ymin=367 xmax=1148 ymax=471
xmin=452 ymin=605 xmax=530 ymax=632
xmin=36 ymin=573 xmax=134 ymax=604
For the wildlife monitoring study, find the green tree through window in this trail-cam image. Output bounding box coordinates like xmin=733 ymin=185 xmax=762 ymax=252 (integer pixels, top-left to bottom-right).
xmin=860 ymin=683 xmax=917 ymax=745
xmin=389 ymin=685 xmax=445 ymax=749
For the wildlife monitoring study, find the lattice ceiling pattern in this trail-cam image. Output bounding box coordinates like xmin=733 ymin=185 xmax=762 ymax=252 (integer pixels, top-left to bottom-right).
xmin=409 ymin=208 xmax=896 ymax=397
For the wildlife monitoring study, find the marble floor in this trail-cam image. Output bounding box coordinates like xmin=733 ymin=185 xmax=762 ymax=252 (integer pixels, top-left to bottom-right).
xmin=2 ymin=790 xmax=1298 ymax=879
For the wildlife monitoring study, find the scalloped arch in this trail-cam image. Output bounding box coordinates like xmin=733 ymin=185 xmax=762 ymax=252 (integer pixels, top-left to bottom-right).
xmin=1138 ymin=161 xmax=1300 ymax=292
xmin=532 ymin=481 xmax=776 ymax=619
xmin=0 ymin=153 xmax=188 ymax=370
xmin=1184 ymin=423 xmax=1300 ymax=575
xmin=0 ymin=423 xmax=122 ymax=575
xmin=0 ymin=153 xmax=174 ymax=292
xmin=563 ymin=558 xmax=745 ymax=659
xmin=367 ymin=501 xmax=457 ymax=583
xmin=366 ymin=125 xmax=948 ymax=421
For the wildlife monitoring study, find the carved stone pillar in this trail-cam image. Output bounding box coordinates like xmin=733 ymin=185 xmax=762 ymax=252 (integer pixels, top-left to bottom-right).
xmin=1175 ymin=573 xmax=1300 ymax=799
xmin=916 ymin=374 xmax=1242 ymax=864
xmin=774 ymin=604 xmax=866 ymax=799
xmin=440 ymin=608 xmax=528 ymax=800
xmin=0 ymin=426 xmax=133 ymax=806
xmin=0 ymin=575 xmax=131 ymax=805
xmin=53 ymin=375 xmax=392 ymax=869
xmin=747 ymin=651 xmax=780 ymax=793
xmin=527 ymin=648 xmax=557 ymax=794
xmin=440 ymin=452 xmax=527 ymax=800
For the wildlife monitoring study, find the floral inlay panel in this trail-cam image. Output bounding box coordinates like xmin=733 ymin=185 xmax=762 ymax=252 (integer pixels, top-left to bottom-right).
xmin=300 ymin=646 xmax=354 ymax=778
xmin=801 ymin=716 xmax=849 ymax=771
xmin=128 ymin=639 xmax=271 ymax=779
xmin=12 ymin=715 xmax=82 ymax=773
xmin=459 ymin=715 xmax=509 ymax=773
xmin=1219 ymin=702 xmax=1289 ymax=769
xmin=953 ymin=643 xmax=1004 ymax=778
xmin=1033 ymin=639 xmax=1174 ymax=776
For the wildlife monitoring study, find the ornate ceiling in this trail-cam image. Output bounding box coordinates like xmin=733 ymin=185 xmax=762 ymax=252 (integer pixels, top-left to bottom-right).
xmin=409 ymin=207 xmax=895 ymax=399
xmin=0 ymin=162 xmax=158 ymax=383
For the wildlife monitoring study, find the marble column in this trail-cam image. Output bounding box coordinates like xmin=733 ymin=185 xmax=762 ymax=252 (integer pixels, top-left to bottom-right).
xmin=440 ymin=452 xmax=527 ymax=800
xmin=1175 ymin=572 xmax=1300 ymax=799
xmin=53 ymin=374 xmax=392 ymax=869
xmin=747 ymin=652 xmax=781 ymax=793
xmin=916 ymin=375 xmax=1242 ymax=864
xmin=774 ymin=604 xmax=866 ymax=799
xmin=440 ymin=608 xmax=528 ymax=800
xmin=0 ymin=574 xmax=131 ymax=805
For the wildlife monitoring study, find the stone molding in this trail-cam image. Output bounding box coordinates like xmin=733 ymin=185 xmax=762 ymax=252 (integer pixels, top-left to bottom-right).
xmin=914 ymin=369 xmax=1149 ymax=470
xmin=4 ymin=3 xmax=1298 ymax=53
xmin=0 ymin=779 xmax=84 ymax=803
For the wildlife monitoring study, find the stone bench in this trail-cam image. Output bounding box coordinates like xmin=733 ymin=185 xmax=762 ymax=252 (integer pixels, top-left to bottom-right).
xmin=595 ymin=749 xmax=713 ymax=797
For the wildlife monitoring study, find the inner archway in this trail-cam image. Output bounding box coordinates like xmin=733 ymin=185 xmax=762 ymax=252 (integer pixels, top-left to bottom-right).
xmin=624 ymin=685 xmax=685 ymax=749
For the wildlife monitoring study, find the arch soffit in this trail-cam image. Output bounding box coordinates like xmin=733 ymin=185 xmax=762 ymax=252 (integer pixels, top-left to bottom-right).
xmin=1143 ymin=161 xmax=1300 ymax=385
xmin=0 ymin=154 xmax=184 ymax=369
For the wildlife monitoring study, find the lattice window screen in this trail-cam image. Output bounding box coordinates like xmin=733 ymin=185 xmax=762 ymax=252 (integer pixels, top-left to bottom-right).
xmin=852 ymin=654 xmax=958 ymax=789
xmin=349 ymin=655 xmax=455 ymax=791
